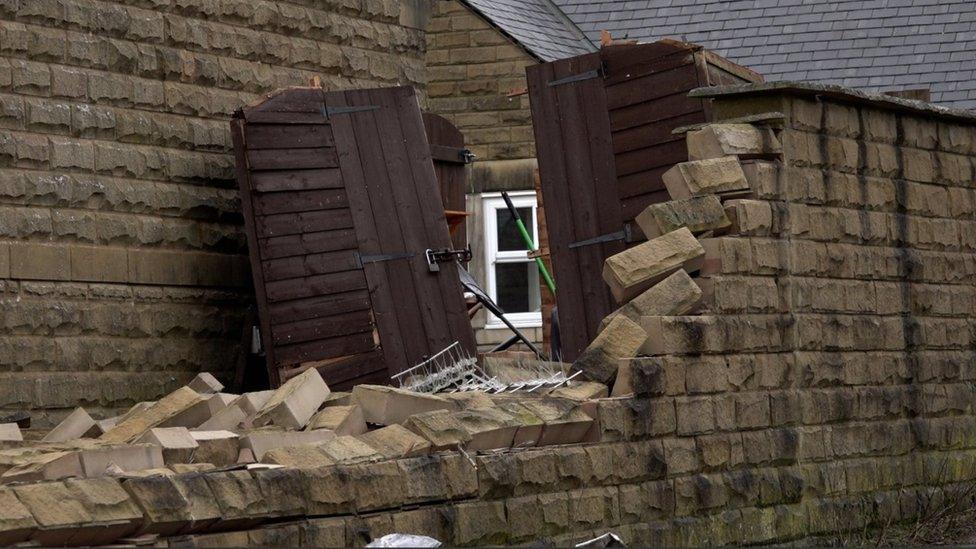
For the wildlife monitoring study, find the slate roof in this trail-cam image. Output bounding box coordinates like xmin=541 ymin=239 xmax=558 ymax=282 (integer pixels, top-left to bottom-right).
xmin=552 ymin=0 xmax=976 ymax=109
xmin=461 ymin=0 xmax=597 ymax=62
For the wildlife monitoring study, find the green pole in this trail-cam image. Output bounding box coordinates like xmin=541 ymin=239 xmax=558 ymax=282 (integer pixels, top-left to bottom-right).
xmin=501 ymin=191 xmax=556 ymax=295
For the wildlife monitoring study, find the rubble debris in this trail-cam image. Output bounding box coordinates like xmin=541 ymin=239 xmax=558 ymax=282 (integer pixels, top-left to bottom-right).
xmin=404 ymin=410 xmax=471 ymax=451
xmin=0 ymin=411 xmax=30 ymax=429
xmin=635 ymin=194 xmax=731 ymax=239
xmin=319 ymin=436 xmax=381 ymax=464
xmin=137 ymin=428 xmax=199 ymax=464
xmin=42 ymin=408 xmax=99 ymax=443
xmin=161 ymin=393 xmax=236 ymax=429
xmin=196 ymin=404 xmax=247 ymax=431
xmin=661 ymin=157 xmax=751 ymax=200
xmin=602 ymin=227 xmax=704 ymax=303
xmin=234 ymin=391 xmax=275 ymax=418
xmin=599 ymin=269 xmax=702 ymax=330
xmin=306 ymin=405 xmax=367 ymax=436
xmin=187 ymin=373 xmax=225 ymax=395
xmin=686 ymin=123 xmax=782 ymax=160
xmin=352 ymin=385 xmax=456 ymax=426
xmin=573 ymin=316 xmax=646 ymax=385
xmin=549 ymin=381 xmax=609 ymax=401
xmin=241 ymin=429 xmax=336 ymax=461
xmin=190 ymin=431 xmax=240 ymax=466
xmin=357 ymin=425 xmax=431 ymax=459
xmin=514 ymin=399 xmax=594 ymax=446
xmin=453 ymin=408 xmax=520 ymax=451
xmin=0 ymin=423 xmax=23 ymax=442
xmin=252 ymin=368 xmax=330 ymax=430
xmin=262 ymin=445 xmax=335 ymax=469
xmin=100 ymin=388 xmax=204 ymax=443
xmin=0 ymin=485 xmax=35 ymax=545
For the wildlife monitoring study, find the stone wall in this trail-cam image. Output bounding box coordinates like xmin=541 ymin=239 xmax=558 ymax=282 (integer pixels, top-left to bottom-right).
xmin=0 ymin=0 xmax=429 ymax=424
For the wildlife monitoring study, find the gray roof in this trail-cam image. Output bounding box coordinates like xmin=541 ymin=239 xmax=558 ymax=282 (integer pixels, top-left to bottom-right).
xmin=461 ymin=0 xmax=597 ymax=62
xmin=552 ymin=0 xmax=976 ymax=109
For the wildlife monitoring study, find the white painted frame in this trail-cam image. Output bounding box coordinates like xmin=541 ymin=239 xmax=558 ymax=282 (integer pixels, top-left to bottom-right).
xmin=481 ymin=191 xmax=542 ymax=329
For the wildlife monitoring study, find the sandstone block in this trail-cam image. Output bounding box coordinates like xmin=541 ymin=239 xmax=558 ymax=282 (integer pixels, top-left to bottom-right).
xmin=635 ymin=195 xmax=731 ymax=239
xmin=187 ymin=372 xmax=224 ymax=394
xmin=725 ymin=199 xmax=774 ymax=235
xmin=252 ymin=368 xmax=330 ymax=430
xmin=454 ymin=408 xmax=520 ymax=451
xmin=306 ymin=405 xmax=367 ymax=436
xmin=11 ymin=481 xmax=109 ymax=546
xmin=662 ymin=157 xmax=752 ymax=200
xmin=77 ymin=443 xmax=165 ymax=477
xmin=195 ymin=403 xmax=246 ymax=431
xmin=573 ymin=315 xmax=646 ymax=385
xmin=403 ymin=409 xmax=470 ymax=451
xmin=0 ymin=485 xmax=36 ymax=545
xmin=262 ymin=445 xmax=335 ymax=468
xmin=202 ymin=470 xmax=271 ymax=530
xmin=687 ymin=124 xmax=782 ymax=160
xmin=441 ymin=391 xmax=496 ymax=410
xmin=0 ymin=423 xmax=22 ymax=441
xmin=234 ymin=390 xmax=275 ymax=417
xmin=515 ymin=399 xmax=593 ymax=446
xmin=159 ymin=393 xmax=234 ymax=429
xmin=241 ymin=429 xmax=336 ymax=460
xmin=600 ymin=269 xmax=702 ymax=330
xmin=603 ymin=227 xmax=705 ymax=303
xmin=189 ymin=430 xmax=240 ymax=466
xmin=352 ymin=385 xmax=456 ymax=426
xmin=319 ymin=435 xmax=381 ymax=464
xmin=498 ymin=402 xmax=544 ymax=447
xmin=42 ymin=407 xmax=99 ymax=442
xmin=122 ymin=474 xmax=218 ymax=536
xmin=137 ymin=427 xmax=199 ymax=464
xmin=357 ymin=424 xmax=432 ymax=458
xmin=0 ymin=450 xmax=84 ymax=483
xmin=63 ymin=478 xmax=142 ymax=544
xmin=549 ymin=381 xmax=609 ymax=401
xmin=100 ymin=386 xmax=204 ymax=443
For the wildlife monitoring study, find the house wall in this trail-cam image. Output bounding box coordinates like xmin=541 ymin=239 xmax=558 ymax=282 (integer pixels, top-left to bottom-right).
xmin=0 ymin=0 xmax=429 ymax=425
xmin=426 ymin=0 xmax=543 ymax=350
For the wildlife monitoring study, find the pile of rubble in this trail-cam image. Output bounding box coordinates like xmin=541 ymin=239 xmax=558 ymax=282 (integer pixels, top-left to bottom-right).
xmin=571 ymin=122 xmax=781 ymax=393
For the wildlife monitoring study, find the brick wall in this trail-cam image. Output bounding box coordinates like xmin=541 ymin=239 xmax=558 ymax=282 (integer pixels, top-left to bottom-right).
xmin=0 ymin=0 xmax=429 ymax=424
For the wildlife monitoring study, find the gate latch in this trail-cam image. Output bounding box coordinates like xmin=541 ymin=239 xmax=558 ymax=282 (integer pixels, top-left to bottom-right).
xmin=425 ymin=246 xmax=472 ymax=272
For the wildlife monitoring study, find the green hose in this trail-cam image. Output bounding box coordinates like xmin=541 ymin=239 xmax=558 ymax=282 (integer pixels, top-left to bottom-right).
xmin=501 ymin=191 xmax=556 ymax=294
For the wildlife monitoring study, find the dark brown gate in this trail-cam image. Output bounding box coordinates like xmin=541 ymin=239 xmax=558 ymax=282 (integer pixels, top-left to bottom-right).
xmin=232 ymin=86 xmax=476 ymax=390
xmin=423 ymin=113 xmax=471 ymax=250
xmin=526 ymin=40 xmax=762 ymax=361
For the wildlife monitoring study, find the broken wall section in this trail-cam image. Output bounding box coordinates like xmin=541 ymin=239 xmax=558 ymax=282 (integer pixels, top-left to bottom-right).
xmin=0 ymin=1 xmax=429 ymax=424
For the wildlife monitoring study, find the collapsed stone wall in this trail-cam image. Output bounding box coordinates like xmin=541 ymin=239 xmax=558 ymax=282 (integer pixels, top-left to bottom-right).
xmin=0 ymin=0 xmax=429 ymax=423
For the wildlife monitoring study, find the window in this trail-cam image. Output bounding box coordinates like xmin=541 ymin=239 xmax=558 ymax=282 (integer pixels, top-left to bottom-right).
xmin=482 ymin=191 xmax=542 ymax=328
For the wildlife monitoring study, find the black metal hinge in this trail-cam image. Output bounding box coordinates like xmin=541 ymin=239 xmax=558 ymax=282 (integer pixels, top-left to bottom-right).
xmin=425 ymin=247 xmax=472 ymax=272
xmin=324 ymin=105 xmax=379 ymax=117
xmin=568 ymin=224 xmax=632 ymax=249
xmin=548 ymin=68 xmax=602 ymax=87
xmin=358 ymin=252 xmax=414 ymax=267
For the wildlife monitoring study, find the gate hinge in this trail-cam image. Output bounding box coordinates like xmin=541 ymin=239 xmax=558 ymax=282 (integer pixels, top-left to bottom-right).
xmin=325 ymin=105 xmax=379 ymax=117
xmin=358 ymin=251 xmax=414 ymax=267
xmin=425 ymin=246 xmax=472 ymax=272
xmin=548 ymin=67 xmax=603 ymax=87
xmin=568 ymin=224 xmax=632 ymax=249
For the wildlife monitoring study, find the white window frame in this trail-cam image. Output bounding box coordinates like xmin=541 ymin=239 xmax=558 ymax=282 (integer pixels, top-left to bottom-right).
xmin=482 ymin=191 xmax=542 ymax=329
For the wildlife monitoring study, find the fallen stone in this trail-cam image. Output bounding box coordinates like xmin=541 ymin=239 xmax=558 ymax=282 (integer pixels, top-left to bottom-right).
xmin=262 ymin=445 xmax=335 ymax=468
xmin=234 ymin=390 xmax=275 ymax=417
xmin=77 ymin=443 xmax=165 ymax=477
xmin=514 ymin=399 xmax=594 ymax=446
xmin=498 ymin=403 xmax=544 ymax=447
xmin=549 ymin=381 xmax=609 ymax=401
xmin=0 ymin=450 xmax=84 ymax=483
xmin=306 ymin=405 xmax=367 ymax=436
xmin=453 ymin=408 xmax=519 ymax=451
xmin=352 ymin=385 xmax=457 ymax=426
xmin=403 ymin=410 xmax=471 ymax=451
xmin=724 ymin=198 xmax=774 ymax=235
xmin=95 ymin=416 xmax=119 ymax=434
xmin=573 ymin=316 xmax=646 ymax=385
xmin=686 ymin=123 xmax=782 ymax=160
xmin=600 ymin=269 xmax=702 ymax=331
xmin=170 ymin=463 xmax=214 ymax=474
xmin=602 ymin=227 xmax=705 ymax=303
xmin=137 ymin=427 xmax=199 ymax=464
xmin=0 ymin=485 xmax=36 ymax=545
xmin=101 ymin=387 xmax=204 ymax=443
xmin=237 ymin=447 xmax=256 ymax=464
xmin=187 ymin=372 xmax=224 ymax=394
xmin=441 ymin=391 xmax=496 ymax=410
xmin=252 ymin=368 xmax=330 ymax=430
xmin=357 ymin=424 xmax=431 ymax=458
xmin=0 ymin=423 xmax=22 ymax=442
xmin=322 ymin=391 xmax=352 ymax=407
xmin=42 ymin=407 xmax=99 ymax=443
xmin=635 ymin=195 xmax=731 ymax=239
xmin=195 ymin=403 xmax=246 ymax=431
xmin=190 ymin=431 xmax=240 ymax=466
xmin=161 ymin=393 xmax=236 ymax=429
xmin=241 ymin=429 xmax=336 ymax=460
xmin=662 ymin=157 xmax=752 ymax=200
xmin=319 ymin=436 xmax=381 ymax=464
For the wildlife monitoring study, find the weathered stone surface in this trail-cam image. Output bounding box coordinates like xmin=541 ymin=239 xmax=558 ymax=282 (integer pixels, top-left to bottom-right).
xmin=687 ymin=123 xmax=782 ymax=160
xmin=203 ymin=470 xmax=270 ymax=529
xmin=186 ymin=372 xmax=224 ymax=394
xmin=513 ymin=399 xmax=593 ymax=446
xmin=122 ymin=474 xmax=219 ymax=536
xmin=137 ymin=427 xmax=198 ymax=464
xmin=100 ymin=387 xmax=204 ymax=443
xmin=454 ymin=408 xmax=520 ymax=451
xmin=306 ymin=405 xmax=367 ymax=436
xmin=189 ymin=430 xmax=240 ymax=466
xmin=252 ymin=368 xmax=330 ymax=430
xmin=358 ymin=424 xmax=432 ymax=458
xmin=241 ymin=429 xmax=335 ymax=460
xmin=549 ymin=381 xmax=609 ymax=401
xmin=0 ymin=485 xmax=37 ymax=545
xmin=404 ymin=409 xmax=471 ymax=451
xmin=602 ymin=227 xmax=705 ymax=303
xmin=352 ymin=385 xmax=457 ymax=426
xmin=235 ymin=391 xmax=275 ymax=418
xmin=262 ymin=445 xmax=335 ymax=468
xmin=319 ymin=435 xmax=381 ymax=464
xmin=725 ymin=199 xmax=774 ymax=235
xmin=600 ymin=269 xmax=703 ymax=330
xmin=195 ymin=403 xmax=246 ymax=431
xmin=635 ymin=195 xmax=731 ymax=239
xmin=662 ymin=157 xmax=752 ymax=200
xmin=0 ymin=423 xmax=22 ymax=441
xmin=573 ymin=315 xmax=646 ymax=385
xmin=41 ymin=407 xmax=98 ymax=442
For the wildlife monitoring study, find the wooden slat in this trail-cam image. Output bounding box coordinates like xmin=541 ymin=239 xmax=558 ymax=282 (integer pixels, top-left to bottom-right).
xmin=298 ymin=350 xmax=387 ymax=390
xmin=605 ymin=63 xmax=700 ymax=111
xmin=246 ymin=147 xmax=338 ymax=171
xmin=609 ymin=92 xmax=703 ymax=133
xmin=614 ymin=138 xmax=689 ymax=177
xmin=621 ymin=188 xmax=673 ymax=221
xmin=256 ymin=209 xmax=354 ymax=238
xmin=262 ymin=248 xmax=361 ymax=281
xmin=265 ymin=269 xmax=367 ymax=302
xmin=611 ymin=111 xmax=702 ymax=154
xmin=252 ymin=189 xmax=348 ymax=216
xmin=245 ymin=123 xmax=335 ymax=150
xmin=258 ymin=228 xmax=358 ymax=260
xmin=601 ymin=41 xmax=699 ymax=85
xmin=250 ymin=168 xmax=344 ymax=193
xmin=270 ymin=309 xmax=374 ymax=346
xmin=617 ymin=164 xmax=672 ymax=201
xmin=275 ymin=331 xmax=377 ymax=366
xmin=242 ymin=87 xmax=329 ymax=124
xmin=268 ymin=290 xmax=371 ymax=325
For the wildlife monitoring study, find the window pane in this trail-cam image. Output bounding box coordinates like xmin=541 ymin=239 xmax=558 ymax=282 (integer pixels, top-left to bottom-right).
xmin=494 ymin=261 xmax=541 ymax=314
xmin=496 ymin=207 xmax=533 ymax=251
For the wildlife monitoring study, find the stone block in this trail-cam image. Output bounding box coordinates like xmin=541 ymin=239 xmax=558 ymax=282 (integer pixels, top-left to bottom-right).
xmin=724 ymin=199 xmax=773 ymax=235
xmin=234 ymin=390 xmax=275 ymax=417
xmin=137 ymin=427 xmax=198 ymax=464
xmin=454 ymin=408 xmax=520 ymax=451
xmin=241 ymin=429 xmax=335 ymax=460
xmin=687 ymin=124 xmax=782 ymax=160
xmin=189 ymin=430 xmax=240 ymax=466
xmin=319 ymin=435 xmax=381 ymax=464
xmin=122 ymin=474 xmax=218 ymax=536
xmin=0 ymin=485 xmax=35 ymax=545
xmin=347 ymin=460 xmax=406 ymax=512
xmin=12 ymin=480 xmax=134 ymax=546
xmin=662 ymin=157 xmax=752 ymax=200
xmin=41 ymin=407 xmax=99 ymax=443
xmin=404 ymin=409 xmax=471 ymax=451
xmin=77 ymin=443 xmax=165 ymax=477
xmin=306 ymin=405 xmax=367 ymax=436
xmin=602 ymin=227 xmax=705 ymax=303
xmin=159 ymin=392 xmax=233 ymax=429
xmin=514 ymin=399 xmax=593 ymax=446
xmin=0 ymin=422 xmax=21 ymax=441
xmin=352 ymin=385 xmax=457 ymax=426
xmin=498 ymin=402 xmax=544 ymax=447
xmin=0 ymin=450 xmax=84 ymax=483
xmin=357 ymin=424 xmax=431 ymax=458
xmin=635 ymin=195 xmax=731 ymax=239
xmin=195 ymin=403 xmax=246 ymax=431
xmin=600 ymin=269 xmax=702 ymax=330
xmin=262 ymin=445 xmax=335 ymax=468
xmin=549 ymin=381 xmax=609 ymax=401
xmin=187 ymin=372 xmax=224 ymax=394
xmin=453 ymin=501 xmax=508 ymax=546
xmin=252 ymin=368 xmax=330 ymax=430
xmin=573 ymin=315 xmax=646 ymax=385
xmin=100 ymin=386 xmax=204 ymax=443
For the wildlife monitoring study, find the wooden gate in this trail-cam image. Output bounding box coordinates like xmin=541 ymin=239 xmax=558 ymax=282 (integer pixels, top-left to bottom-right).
xmin=526 ymin=40 xmax=762 ymax=361
xmin=423 ymin=113 xmax=471 ymax=250
xmin=232 ymin=86 xmax=476 ymax=389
